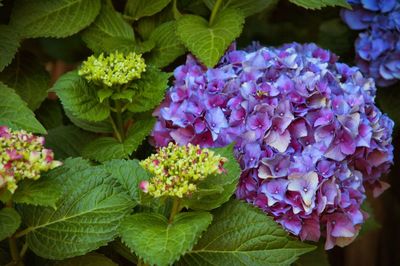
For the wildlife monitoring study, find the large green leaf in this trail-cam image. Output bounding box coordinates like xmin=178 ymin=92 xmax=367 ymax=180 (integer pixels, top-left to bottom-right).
xmin=54 ymin=253 xmax=118 ymax=266
xmin=0 ymin=25 xmax=19 ymax=72
xmin=13 ymin=157 xmax=91 ymax=208
xmin=18 ymin=166 xmax=135 ymax=259
xmin=81 ymin=3 xmax=135 ymax=53
xmin=126 ymin=66 xmax=169 ymax=113
xmin=179 ymin=200 xmax=315 ymax=266
xmin=289 ymin=0 xmax=350 ymax=9
xmin=202 ymin=0 xmax=278 ymax=17
xmin=0 ymin=208 xmax=21 ymax=241
xmin=10 ymin=0 xmax=101 ymax=38
xmin=294 ymin=244 xmax=330 ymax=266
xmin=45 ymin=125 xmax=96 ymax=159
xmin=35 ymin=100 xmax=64 ymax=130
xmin=124 ymin=0 xmax=171 ymax=21
xmin=177 ymin=8 xmax=244 ymax=67
xmin=83 ymin=117 xmax=155 ymax=162
xmin=0 ymin=52 xmax=50 ymax=110
xmin=0 ymin=82 xmax=46 ymax=134
xmin=65 ymin=109 xmax=113 ymax=133
xmin=96 ymin=38 xmax=155 ymax=54
xmin=102 ymin=159 xmax=150 ymax=202
xmin=53 ymin=71 xmax=110 ymax=122
xmin=183 ymin=144 xmax=241 ymax=210
xmin=148 ymin=21 xmax=186 ymax=68
xmin=120 ymin=211 xmax=213 ymax=266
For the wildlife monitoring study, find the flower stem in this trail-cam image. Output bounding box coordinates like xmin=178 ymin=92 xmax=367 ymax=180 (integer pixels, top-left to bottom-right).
xmin=8 ymin=237 xmax=19 ymax=264
xmin=172 ymin=0 xmax=182 ymax=20
xmin=209 ymin=0 xmax=223 ymax=25
xmin=109 ymin=116 xmax=123 ymax=142
xmin=169 ymin=198 xmax=181 ymax=223
xmin=114 ymin=100 xmax=125 ymax=141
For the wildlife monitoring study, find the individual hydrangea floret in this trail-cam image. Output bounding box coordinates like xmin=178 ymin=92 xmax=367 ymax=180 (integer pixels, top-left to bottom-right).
xmin=78 ymin=51 xmax=146 ymax=87
xmin=341 ymin=0 xmax=400 ymax=86
xmin=152 ymin=43 xmax=394 ymax=249
xmin=0 ymin=126 xmax=62 ymax=193
xmin=139 ymin=143 xmax=227 ymax=198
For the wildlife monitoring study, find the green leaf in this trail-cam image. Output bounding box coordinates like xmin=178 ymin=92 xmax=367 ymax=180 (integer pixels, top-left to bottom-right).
xmin=10 ymin=0 xmax=101 ymax=38
xmin=120 ymin=211 xmax=213 ymax=266
xmin=179 ymin=200 xmax=316 ymax=266
xmin=98 ymin=88 xmax=114 ymax=103
xmin=111 ymin=89 xmax=135 ymax=102
xmin=82 ymin=117 xmax=155 ymax=162
xmin=54 ymin=253 xmax=118 ymax=266
xmin=294 ymin=244 xmax=330 ymax=266
xmin=289 ymin=0 xmax=350 ymax=9
xmin=36 ymin=99 xmax=64 ymax=130
xmin=102 ymin=159 xmax=150 ymax=202
xmin=53 ymin=71 xmax=110 ymax=122
xmin=124 ymin=0 xmax=171 ymax=21
xmin=0 ymin=208 xmax=21 ymax=241
xmin=183 ymin=143 xmax=241 ymax=210
xmin=318 ymin=19 xmax=352 ymax=55
xmin=13 ymin=157 xmax=91 ymax=208
xmin=0 ymin=52 xmax=50 ymax=110
xmin=148 ymin=21 xmax=186 ymax=68
xmin=0 ymin=82 xmax=46 ymax=134
xmin=18 ymin=166 xmax=135 ymax=259
xmin=45 ymin=125 xmax=95 ymax=159
xmin=126 ymin=66 xmax=169 ymax=113
xmin=0 ymin=25 xmax=20 ymax=72
xmin=177 ymin=8 xmax=244 ymax=67
xmin=202 ymin=0 xmax=278 ymax=17
xmin=96 ymin=37 xmax=155 ymax=54
xmin=81 ymin=3 xmax=135 ymax=53
xmin=65 ymin=109 xmax=113 ymax=133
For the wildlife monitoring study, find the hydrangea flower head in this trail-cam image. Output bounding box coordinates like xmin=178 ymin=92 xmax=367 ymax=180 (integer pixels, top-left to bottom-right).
xmin=341 ymin=0 xmax=400 ymax=86
xmin=0 ymin=126 xmax=62 ymax=193
xmin=152 ymin=43 xmax=394 ymax=249
xmin=78 ymin=51 xmax=146 ymax=87
xmin=140 ymin=143 xmax=227 ymax=198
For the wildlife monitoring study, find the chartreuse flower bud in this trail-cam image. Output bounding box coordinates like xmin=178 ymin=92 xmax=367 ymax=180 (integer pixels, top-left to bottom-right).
xmin=0 ymin=126 xmax=62 ymax=193
xmin=78 ymin=51 xmax=146 ymax=87
xmin=139 ymin=143 xmax=227 ymax=198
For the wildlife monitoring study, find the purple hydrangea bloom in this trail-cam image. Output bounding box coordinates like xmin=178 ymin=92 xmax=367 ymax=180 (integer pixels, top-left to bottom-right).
xmin=152 ymin=43 xmax=394 ymax=249
xmin=341 ymin=1 xmax=400 ymax=86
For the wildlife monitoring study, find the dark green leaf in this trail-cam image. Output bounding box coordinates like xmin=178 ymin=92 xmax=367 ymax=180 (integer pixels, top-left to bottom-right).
xmin=54 ymin=253 xmax=117 ymax=266
xmin=96 ymin=37 xmax=155 ymax=54
xmin=294 ymin=244 xmax=330 ymax=266
xmin=120 ymin=211 xmax=212 ymax=266
xmin=177 ymin=8 xmax=244 ymax=67
xmin=0 ymin=82 xmax=46 ymax=133
xmin=36 ymin=100 xmax=64 ymax=130
xmin=53 ymin=71 xmax=110 ymax=122
xmin=0 ymin=52 xmax=50 ymax=110
xmin=81 ymin=3 xmax=135 ymax=53
xmin=0 ymin=25 xmax=19 ymax=72
xmin=202 ymin=0 xmax=278 ymax=17
xmin=10 ymin=0 xmax=101 ymax=38
xmin=289 ymin=0 xmax=350 ymax=9
xmin=19 ymin=166 xmax=135 ymax=259
xmin=65 ymin=109 xmax=113 ymax=133
xmin=148 ymin=21 xmax=186 ymax=68
xmin=127 ymin=66 xmax=169 ymax=113
xmin=179 ymin=200 xmax=316 ymax=266
xmin=0 ymin=208 xmax=21 ymax=241
xmin=124 ymin=0 xmax=171 ymax=21
xmin=45 ymin=125 xmax=96 ymax=159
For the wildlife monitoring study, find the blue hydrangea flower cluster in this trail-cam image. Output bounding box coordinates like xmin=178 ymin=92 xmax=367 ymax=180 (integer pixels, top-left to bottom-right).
xmin=151 ymin=43 xmax=393 ymax=249
xmin=341 ymin=0 xmax=400 ymax=86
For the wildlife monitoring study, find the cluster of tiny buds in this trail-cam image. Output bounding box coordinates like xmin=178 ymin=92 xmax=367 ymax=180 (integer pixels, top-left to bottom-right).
xmin=78 ymin=51 xmax=146 ymax=87
xmin=0 ymin=126 xmax=62 ymax=193
xmin=139 ymin=143 xmax=227 ymax=198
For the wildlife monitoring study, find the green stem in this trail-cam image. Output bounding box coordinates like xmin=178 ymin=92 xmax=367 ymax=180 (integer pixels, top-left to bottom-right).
xmin=8 ymin=237 xmax=19 ymax=264
xmin=115 ymin=100 xmax=125 ymax=140
xmin=169 ymin=198 xmax=181 ymax=223
xmin=19 ymin=242 xmax=28 ymax=258
xmin=109 ymin=116 xmax=123 ymax=142
xmin=13 ymin=227 xmax=32 ymax=239
xmin=209 ymin=0 xmax=224 ymax=25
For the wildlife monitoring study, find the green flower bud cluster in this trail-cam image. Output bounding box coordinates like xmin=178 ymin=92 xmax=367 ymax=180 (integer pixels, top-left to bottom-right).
xmin=139 ymin=143 xmax=227 ymax=198
xmin=78 ymin=51 xmax=146 ymax=87
xmin=0 ymin=126 xmax=62 ymax=193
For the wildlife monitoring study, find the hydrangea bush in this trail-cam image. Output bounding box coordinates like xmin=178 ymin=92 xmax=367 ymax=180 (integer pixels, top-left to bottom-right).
xmin=0 ymin=0 xmax=397 ymax=265
xmin=341 ymin=0 xmax=400 ymax=86
xmin=152 ymin=42 xmax=394 ymax=249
